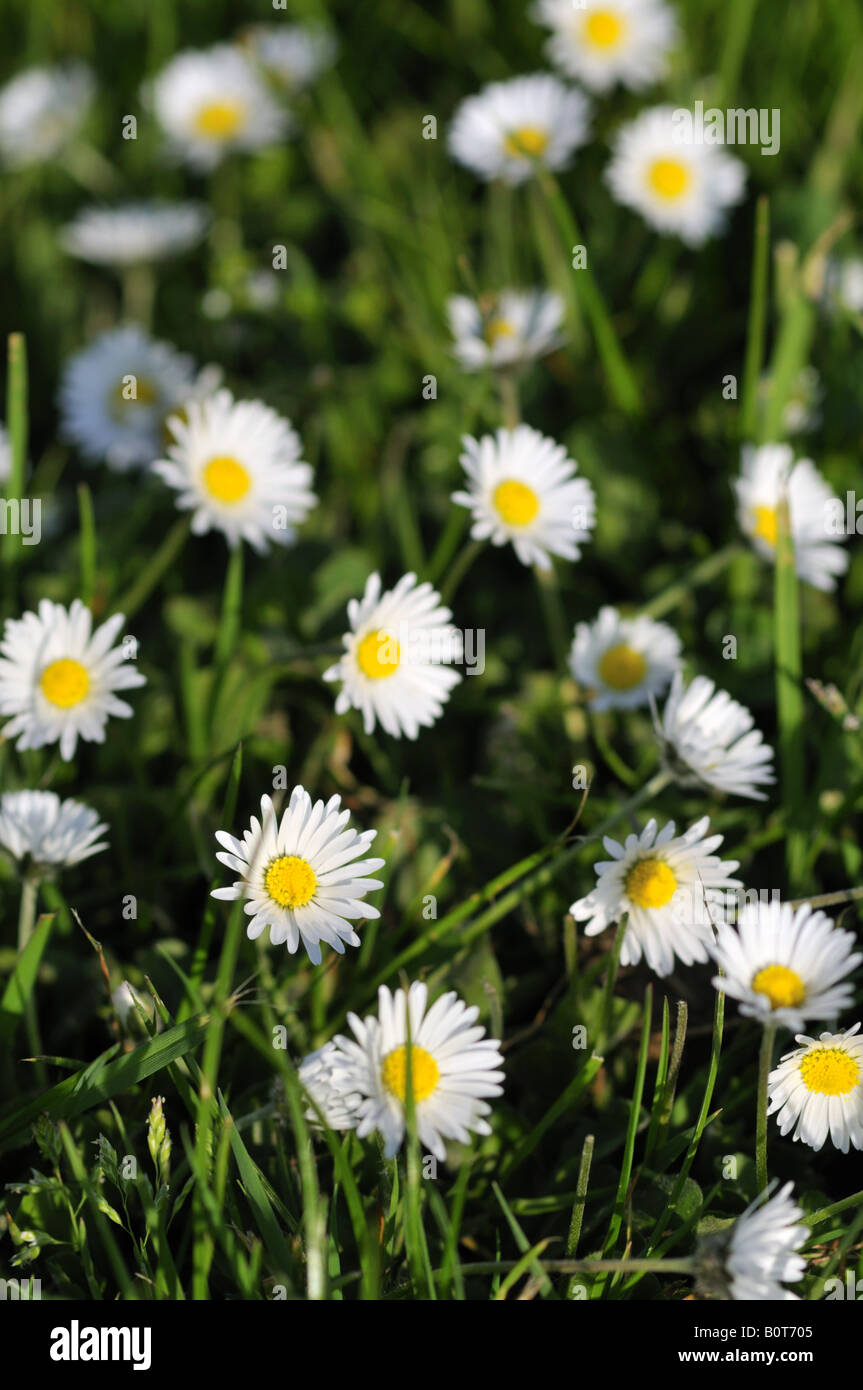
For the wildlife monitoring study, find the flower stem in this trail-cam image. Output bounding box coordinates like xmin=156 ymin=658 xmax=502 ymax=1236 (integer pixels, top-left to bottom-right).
xmin=17 ymin=873 xmax=45 ymax=1084
xmin=439 ymin=538 xmax=485 ymax=605
xmin=114 ymin=516 xmax=191 ymax=621
xmin=756 ymin=1024 xmax=776 ymax=1193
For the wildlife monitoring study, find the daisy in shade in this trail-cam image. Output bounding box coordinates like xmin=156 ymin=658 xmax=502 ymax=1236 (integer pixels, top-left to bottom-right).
xmin=0 ymin=790 xmax=108 ymax=871
xmin=244 ymin=25 xmax=337 ymax=90
xmin=212 ymin=788 xmax=385 ymax=966
xmin=323 ymin=572 xmax=462 ymax=739
xmin=733 ymin=444 xmax=848 ymax=593
xmin=570 ymin=605 xmax=682 ymax=711
xmin=0 ymin=600 xmax=145 ymax=761
xmin=0 ymin=64 xmax=93 ymax=168
xmin=569 ymin=816 xmax=741 ymax=977
xmin=447 ymin=289 xmax=565 ymax=372
xmin=533 ymin=0 xmax=677 ymax=93
xmin=153 ymin=388 xmax=316 ymax=553
xmin=606 ymin=105 xmax=746 ymax=246
xmin=453 ymin=426 xmax=596 ymax=571
xmin=657 ymin=672 xmax=775 ymax=800
xmin=448 ymin=74 xmax=590 ymax=185
xmin=60 ymin=202 xmax=209 ymax=267
xmin=694 ymin=1182 xmax=807 ymax=1301
xmin=149 ymin=45 xmax=288 ymax=171
xmin=323 ymin=982 xmax=505 ymax=1160
xmin=710 ymin=900 xmax=862 ymax=1034
xmin=768 ymin=1024 xmax=863 ymax=1154
xmin=299 ymin=1041 xmax=362 ymax=1130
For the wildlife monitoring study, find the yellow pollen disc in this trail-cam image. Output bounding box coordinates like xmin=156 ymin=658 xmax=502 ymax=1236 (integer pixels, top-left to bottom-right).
xmin=648 ymin=158 xmax=691 ymax=200
xmin=264 ymin=855 xmax=317 ymax=909
xmin=39 ymin=658 xmax=90 ymax=709
xmin=203 ymin=455 xmax=251 ymax=503
xmin=751 ymin=505 xmax=778 ymax=547
xmin=597 ymin=643 xmax=647 ymax=691
xmin=493 ymin=478 xmax=540 ymax=527
xmin=381 ymin=1044 xmax=440 ymax=1103
xmin=751 ymin=964 xmax=806 ymax=1011
xmin=799 ymin=1047 xmax=860 ymax=1097
xmin=584 ymin=10 xmax=625 ymax=48
xmin=625 ymin=856 xmax=678 ymax=909
xmin=356 ymin=631 xmax=400 ymax=680
xmin=504 ymin=125 xmax=550 ymax=159
xmin=484 ymin=317 xmax=516 ymax=345
xmin=194 ymin=100 xmax=247 ymax=139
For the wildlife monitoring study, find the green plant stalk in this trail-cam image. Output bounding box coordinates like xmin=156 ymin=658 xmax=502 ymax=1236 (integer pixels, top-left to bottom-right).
xmin=207 ymin=542 xmax=245 ymax=745
xmin=756 ymin=1024 xmax=776 ymax=1193
xmin=740 ymin=197 xmax=770 ymax=440
xmin=114 ymin=516 xmax=191 ymax=621
xmin=439 ymin=537 xmax=485 ymax=605
xmin=16 ymin=873 xmax=45 ymax=1085
xmin=774 ymin=496 xmax=806 ymax=891
xmin=564 ymin=1133 xmax=595 ymax=1300
xmin=640 ymin=544 xmax=742 ymax=620
xmin=77 ymin=483 xmax=97 ymax=605
xmin=601 ymin=986 xmax=653 ymax=1282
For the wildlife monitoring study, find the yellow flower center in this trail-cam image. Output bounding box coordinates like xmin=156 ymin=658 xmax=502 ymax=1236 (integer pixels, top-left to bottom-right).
xmin=625 ymin=856 xmax=678 ymax=909
xmin=751 ymin=964 xmax=806 ymax=1011
xmin=504 ymin=126 xmax=550 ymax=159
xmin=202 ymin=455 xmax=252 ymax=503
xmin=493 ymin=479 xmax=540 ymax=527
xmin=194 ymin=100 xmax=247 ymax=140
xmin=751 ymin=505 xmax=778 ymax=547
xmin=39 ymin=658 xmax=91 ymax=709
xmin=264 ymin=855 xmax=317 ymax=909
xmin=380 ymin=1044 xmax=440 ymax=1103
xmin=799 ymin=1046 xmax=860 ymax=1098
xmin=584 ymin=10 xmax=625 ymax=48
xmin=356 ymin=631 xmax=400 ymax=680
xmin=648 ymin=159 xmax=691 ymax=200
xmin=484 ymin=317 xmax=516 ymax=345
xmin=597 ymin=643 xmax=647 ymax=691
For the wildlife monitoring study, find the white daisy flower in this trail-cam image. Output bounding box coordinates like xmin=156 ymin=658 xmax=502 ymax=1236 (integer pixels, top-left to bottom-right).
xmin=212 ymin=788 xmax=385 ymax=967
xmin=448 ymin=73 xmax=590 ymax=185
xmin=298 ymin=1041 xmax=362 ymax=1130
xmin=695 ymin=1182 xmax=807 ymax=1301
xmin=606 ymin=105 xmax=746 ymax=246
xmin=533 ymin=0 xmax=677 ymax=93
xmin=710 ymin=900 xmax=862 ymax=1034
xmin=569 ymin=815 xmax=741 ymax=977
xmin=60 ymin=201 xmax=209 ymax=267
xmin=768 ymin=1024 xmax=863 ymax=1154
xmin=453 ymin=425 xmax=596 ymax=571
xmin=733 ymin=443 xmax=849 ymax=593
xmin=0 ymin=64 xmax=93 ymax=168
xmin=150 ymin=45 xmax=289 ymax=171
xmin=447 ymin=289 xmax=565 ymax=372
xmin=0 ymin=600 xmax=146 ymax=761
xmin=323 ymin=572 xmax=463 ymax=740
xmin=324 ymin=982 xmax=505 ymax=1160
xmin=245 ymin=25 xmax=337 ymax=89
xmin=658 ymin=672 xmax=775 ymax=801
xmin=153 ymin=387 xmax=316 ymax=553
xmin=569 ymin=605 xmax=682 ymax=711
xmin=0 ymin=790 xmax=108 ymax=870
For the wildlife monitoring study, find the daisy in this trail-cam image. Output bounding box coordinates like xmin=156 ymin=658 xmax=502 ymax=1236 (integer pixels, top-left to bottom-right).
xmin=606 ymin=105 xmax=746 ymax=246
xmin=733 ymin=444 xmax=849 ymax=593
xmin=452 ymin=426 xmax=596 ymax=571
xmin=710 ymin=900 xmax=862 ymax=1034
xmin=60 ymin=201 xmax=209 ymax=267
xmin=0 ymin=600 xmax=146 ymax=761
xmin=694 ymin=1182 xmax=807 ymax=1301
xmin=533 ymin=0 xmax=677 ymax=93
xmin=0 ymin=790 xmax=108 ymax=870
xmin=323 ymin=572 xmax=463 ymax=739
xmin=212 ymin=788 xmax=385 ymax=966
xmin=569 ymin=605 xmax=682 ymax=711
xmin=299 ymin=1041 xmax=362 ymax=1130
xmin=447 ymin=289 xmax=565 ymax=372
xmin=324 ymin=982 xmax=505 ymax=1160
xmin=153 ymin=387 xmax=316 ymax=553
xmin=0 ymin=64 xmax=93 ymax=168
xmin=768 ymin=1024 xmax=863 ymax=1153
xmin=569 ymin=816 xmax=741 ymax=977
xmin=448 ymin=74 xmax=590 ymax=185
xmin=245 ymin=25 xmax=337 ymax=89
xmin=657 ymin=672 xmax=775 ymax=800
xmin=149 ymin=45 xmax=289 ymax=171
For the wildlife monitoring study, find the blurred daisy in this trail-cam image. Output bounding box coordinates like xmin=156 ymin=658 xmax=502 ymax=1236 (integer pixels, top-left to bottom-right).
xmin=448 ymin=74 xmax=590 ymax=185
xmin=733 ymin=444 xmax=848 ymax=593
xmin=533 ymin=0 xmax=676 ymax=93
xmin=0 ymin=600 xmax=145 ymax=761
xmin=0 ymin=63 xmax=93 ymax=168
xmin=150 ymin=45 xmax=288 ymax=171
xmin=153 ymin=387 xmax=316 ymax=553
xmin=299 ymin=1041 xmax=362 ymax=1130
xmin=711 ymin=900 xmax=862 ymax=1034
xmin=658 ymin=673 xmax=775 ymax=800
xmin=606 ymin=105 xmax=746 ymax=245
xmin=694 ymin=1183 xmax=807 ymax=1301
xmin=324 ymin=982 xmax=505 ymax=1160
xmin=60 ymin=201 xmax=209 ymax=266
xmin=825 ymin=256 xmax=863 ymax=315
xmin=447 ymin=289 xmax=564 ymax=372
xmin=323 ymin=572 xmax=463 ymax=739
xmin=212 ymin=788 xmax=385 ymax=966
xmin=768 ymin=1024 xmax=863 ymax=1153
xmin=569 ymin=605 xmax=681 ymax=711
xmin=569 ymin=815 xmax=741 ymax=977
xmin=0 ymin=790 xmax=108 ymax=870
xmin=453 ymin=425 xmax=595 ymax=570
xmin=245 ymin=25 xmax=337 ymax=89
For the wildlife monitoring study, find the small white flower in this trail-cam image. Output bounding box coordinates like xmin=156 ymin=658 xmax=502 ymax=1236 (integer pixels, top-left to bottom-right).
xmin=0 ymin=790 xmax=108 ymax=869
xmin=533 ymin=0 xmax=677 ymax=93
xmin=299 ymin=1041 xmax=362 ymax=1130
xmin=658 ymin=672 xmax=775 ymax=801
xmin=60 ymin=201 xmax=209 ymax=266
xmin=0 ymin=64 xmax=93 ymax=168
xmin=606 ymin=105 xmax=746 ymax=245
xmin=733 ymin=443 xmax=849 ymax=592
xmin=825 ymin=256 xmax=863 ymax=315
xmin=150 ymin=45 xmax=289 ymax=171
xmin=570 ymin=816 xmax=741 ymax=977
xmin=112 ymin=981 xmax=156 ymax=1031
xmin=212 ymin=788 xmax=385 ymax=966
xmin=0 ymin=600 xmax=146 ymax=761
xmin=768 ymin=1024 xmax=863 ymax=1153
xmin=570 ymin=605 xmax=682 ymax=711
xmin=448 ymin=73 xmax=590 ymax=185
xmin=695 ymin=1182 xmax=807 ymax=1301
xmin=453 ymin=425 xmax=595 ymax=571
xmin=245 ymin=25 xmax=337 ymax=89
xmin=447 ymin=289 xmax=565 ymax=372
